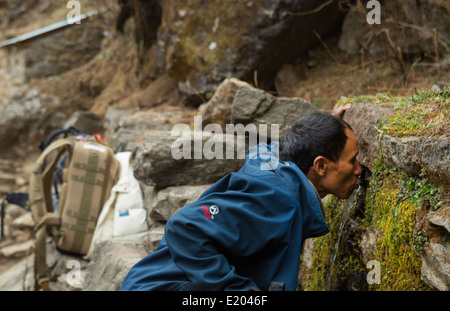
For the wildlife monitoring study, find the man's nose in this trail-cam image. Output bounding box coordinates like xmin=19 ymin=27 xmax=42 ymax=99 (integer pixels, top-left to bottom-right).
xmin=355 ymin=161 xmax=363 ymax=176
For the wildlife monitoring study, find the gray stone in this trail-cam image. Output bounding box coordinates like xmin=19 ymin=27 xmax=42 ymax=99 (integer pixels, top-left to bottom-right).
xmin=63 ymin=110 xmax=105 ymax=135
xmin=426 ymin=205 xmax=450 ymax=233
xmin=148 ymin=226 xmax=165 ymax=250
xmin=46 ymin=241 xmax=89 ymax=290
xmin=359 ymin=226 xmax=381 ymax=264
xmin=298 ymin=238 xmax=315 ymax=287
xmin=104 ymin=107 xmax=134 ymax=142
xmin=0 ymin=88 xmax=65 ymax=157
xmin=133 ymin=131 xmax=246 ymax=188
xmin=380 ymin=135 xmax=450 ymax=187
xmin=82 ymin=240 xmax=149 ymax=291
xmin=342 ymin=103 xmax=395 ymax=169
xmin=0 ymin=240 xmax=33 ymax=258
xmin=0 ymin=254 xmax=34 ymax=291
xmin=338 ymin=11 xmax=366 ymax=55
xmin=231 ymin=86 xmax=317 ymax=138
xmin=200 ymin=78 xmax=252 ymax=128
xmin=1 ymin=204 xmax=28 ymax=241
xmin=421 ymin=242 xmax=450 ymax=291
xmin=11 ymin=212 xmax=35 ymax=231
xmin=105 ymin=105 xmax=193 ymax=152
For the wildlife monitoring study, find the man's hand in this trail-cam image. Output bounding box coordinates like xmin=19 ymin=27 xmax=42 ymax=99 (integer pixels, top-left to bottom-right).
xmin=333 ymin=103 xmax=351 ymax=119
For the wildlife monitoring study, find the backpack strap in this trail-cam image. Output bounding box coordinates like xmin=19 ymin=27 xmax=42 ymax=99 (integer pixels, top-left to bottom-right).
xmin=38 ymin=127 xmax=88 ymax=152
xmin=30 ymin=139 xmax=74 ymax=220
xmin=29 ymin=138 xmax=75 ymax=291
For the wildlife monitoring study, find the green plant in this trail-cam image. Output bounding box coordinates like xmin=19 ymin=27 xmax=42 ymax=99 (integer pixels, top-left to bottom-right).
xmin=337 ymin=88 xmax=450 ymax=137
xmin=398 ymin=170 xmax=443 ymax=211
xmin=413 ymin=231 xmax=428 ymax=253
xmin=360 ymin=157 xmax=435 ymax=290
xmin=443 ymin=87 xmax=450 ymax=99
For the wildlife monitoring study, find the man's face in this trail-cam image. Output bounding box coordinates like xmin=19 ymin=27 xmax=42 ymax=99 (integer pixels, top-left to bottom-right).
xmin=321 ymin=128 xmax=362 ymax=199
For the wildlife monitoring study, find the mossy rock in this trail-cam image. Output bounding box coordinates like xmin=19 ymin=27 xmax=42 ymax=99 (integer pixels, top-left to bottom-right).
xmin=300 ymin=156 xmax=446 ymax=291
xmin=302 ymin=87 xmax=449 ymax=291
xmin=341 ymin=88 xmax=450 ymax=188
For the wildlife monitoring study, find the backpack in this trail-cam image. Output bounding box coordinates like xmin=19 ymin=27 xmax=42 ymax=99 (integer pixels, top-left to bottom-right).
xmin=28 ymin=128 xmax=120 ymax=291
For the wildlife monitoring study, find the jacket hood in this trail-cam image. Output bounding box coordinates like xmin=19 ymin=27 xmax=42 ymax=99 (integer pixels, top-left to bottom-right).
xmin=244 ymin=142 xmax=329 ymax=239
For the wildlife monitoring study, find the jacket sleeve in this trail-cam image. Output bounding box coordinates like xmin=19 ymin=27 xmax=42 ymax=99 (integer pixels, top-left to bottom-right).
xmin=164 ymin=173 xmax=299 ymax=291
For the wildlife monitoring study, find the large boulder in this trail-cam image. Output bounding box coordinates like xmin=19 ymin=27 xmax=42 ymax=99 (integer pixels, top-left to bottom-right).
xmin=380 ymin=135 xmax=450 ymax=188
xmin=421 ymin=242 xmax=450 ymax=291
xmin=0 ymin=255 xmax=34 ymax=291
xmin=63 ymin=110 xmax=105 ymax=135
xmin=104 ymin=104 xmax=197 ymax=155
xmin=426 ymin=205 xmax=450 ymax=233
xmin=231 ymin=86 xmax=317 ymax=138
xmin=133 ymin=131 xmax=246 ymax=188
xmin=337 ymin=2 xmax=450 ymax=59
xmin=343 ymin=103 xmax=450 ymax=189
xmin=0 ymin=88 xmax=65 ymax=157
xmin=342 ymin=103 xmax=395 ymax=169
xmin=200 ymin=78 xmax=252 ymax=128
xmin=156 ymin=0 xmax=344 ymax=92
xmin=82 ymin=239 xmax=150 ymax=291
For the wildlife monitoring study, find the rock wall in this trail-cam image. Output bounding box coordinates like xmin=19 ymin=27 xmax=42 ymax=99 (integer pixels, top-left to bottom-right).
xmin=299 ymin=100 xmax=449 ymax=291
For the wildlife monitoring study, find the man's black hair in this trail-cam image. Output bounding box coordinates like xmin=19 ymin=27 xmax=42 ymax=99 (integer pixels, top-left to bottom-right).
xmin=279 ymin=112 xmax=353 ymax=174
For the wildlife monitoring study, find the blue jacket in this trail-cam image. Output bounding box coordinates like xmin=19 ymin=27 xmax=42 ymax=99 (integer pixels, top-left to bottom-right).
xmin=120 ymin=143 xmax=328 ymax=291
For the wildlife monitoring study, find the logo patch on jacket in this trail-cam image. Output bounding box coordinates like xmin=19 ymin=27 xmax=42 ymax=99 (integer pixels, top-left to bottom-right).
xmin=201 ymin=205 xmax=219 ymax=220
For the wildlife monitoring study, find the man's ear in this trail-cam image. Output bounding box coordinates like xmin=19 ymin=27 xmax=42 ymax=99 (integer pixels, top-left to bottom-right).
xmin=312 ymin=156 xmax=328 ymax=176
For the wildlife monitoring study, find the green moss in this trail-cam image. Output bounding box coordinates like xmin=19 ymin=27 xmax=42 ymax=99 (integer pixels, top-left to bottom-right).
xmin=301 ymin=234 xmax=331 ymax=290
xmin=363 ymin=157 xmax=436 ymax=290
xmin=301 ymin=196 xmax=344 ymax=291
xmin=337 ymin=88 xmax=450 ymax=137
